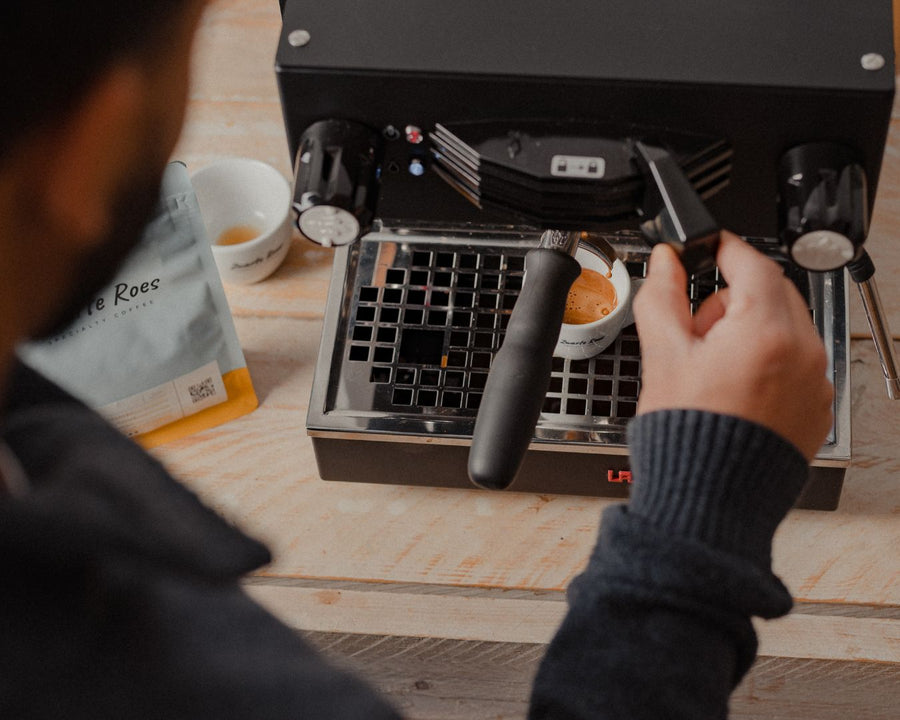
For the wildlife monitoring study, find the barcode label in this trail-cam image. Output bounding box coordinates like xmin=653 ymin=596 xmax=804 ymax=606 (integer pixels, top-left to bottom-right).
xmin=99 ymin=361 xmax=226 ymax=436
xmin=173 ymin=362 xmax=226 ymax=414
xmin=188 ymin=377 xmax=218 ymax=404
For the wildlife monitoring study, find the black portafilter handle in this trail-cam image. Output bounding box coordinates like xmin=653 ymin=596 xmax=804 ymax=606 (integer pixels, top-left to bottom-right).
xmin=778 ymin=142 xmax=899 ymax=399
xmin=292 ymin=119 xmax=382 ymax=247
xmin=467 ymin=231 xmax=582 ymax=490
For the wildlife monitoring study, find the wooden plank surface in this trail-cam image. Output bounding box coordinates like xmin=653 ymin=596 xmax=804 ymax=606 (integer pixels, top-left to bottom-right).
xmin=242 ymin=582 xmax=900 ymax=663
xmin=158 ymin=1 xmax=900 ymax=717
xmin=297 ymin=630 xmax=900 ymax=720
xmin=860 ymin=87 xmax=900 ymax=338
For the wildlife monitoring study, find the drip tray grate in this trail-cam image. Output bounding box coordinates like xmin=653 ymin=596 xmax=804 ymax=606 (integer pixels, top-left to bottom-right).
xmin=334 ymin=234 xmax=771 ymax=426
xmin=346 ymin=245 xmax=524 ymax=414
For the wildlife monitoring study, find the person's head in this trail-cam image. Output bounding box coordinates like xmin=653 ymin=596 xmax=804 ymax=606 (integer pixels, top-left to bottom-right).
xmin=0 ymin=0 xmax=207 ymax=349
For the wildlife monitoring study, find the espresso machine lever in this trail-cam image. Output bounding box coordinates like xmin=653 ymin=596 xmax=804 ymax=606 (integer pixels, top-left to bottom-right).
xmin=632 ymin=141 xmax=721 ymax=276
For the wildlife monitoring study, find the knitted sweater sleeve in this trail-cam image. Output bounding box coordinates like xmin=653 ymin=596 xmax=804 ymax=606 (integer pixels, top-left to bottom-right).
xmin=528 ymin=410 xmax=809 ymax=720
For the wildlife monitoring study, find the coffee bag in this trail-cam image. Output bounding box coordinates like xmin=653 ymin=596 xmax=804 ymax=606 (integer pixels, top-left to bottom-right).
xmin=18 ymin=162 xmax=258 ymax=447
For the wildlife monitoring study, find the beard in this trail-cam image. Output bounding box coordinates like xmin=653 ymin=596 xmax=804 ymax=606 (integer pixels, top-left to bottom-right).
xmin=31 ymin=163 xmax=166 ymax=340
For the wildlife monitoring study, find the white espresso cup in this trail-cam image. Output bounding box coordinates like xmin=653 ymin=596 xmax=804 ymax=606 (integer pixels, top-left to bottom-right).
xmin=554 ymin=242 xmax=633 ymax=359
xmin=191 ymin=158 xmax=293 ymax=285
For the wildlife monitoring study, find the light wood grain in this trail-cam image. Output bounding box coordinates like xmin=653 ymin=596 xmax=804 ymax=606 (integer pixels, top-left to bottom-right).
xmin=299 ymin=632 xmax=899 ymax=720
xmin=155 ymin=1 xmax=900 ymax=717
xmin=244 ymin=582 xmax=899 ymax=663
xmin=858 ymin=111 xmax=900 ymax=338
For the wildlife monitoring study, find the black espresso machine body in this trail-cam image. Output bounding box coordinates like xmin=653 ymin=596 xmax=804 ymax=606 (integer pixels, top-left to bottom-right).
xmin=276 ymin=0 xmax=895 ymax=509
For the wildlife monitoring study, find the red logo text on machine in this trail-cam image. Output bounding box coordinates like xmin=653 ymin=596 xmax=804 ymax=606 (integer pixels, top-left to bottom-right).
xmin=607 ymin=470 xmax=633 ymax=484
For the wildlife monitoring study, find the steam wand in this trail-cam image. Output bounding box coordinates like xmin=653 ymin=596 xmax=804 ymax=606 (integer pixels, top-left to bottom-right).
xmin=847 ymin=251 xmax=900 ymax=399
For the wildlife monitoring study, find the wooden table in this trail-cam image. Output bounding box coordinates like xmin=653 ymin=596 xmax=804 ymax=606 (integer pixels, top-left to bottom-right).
xmin=162 ymin=2 xmax=899 ymax=717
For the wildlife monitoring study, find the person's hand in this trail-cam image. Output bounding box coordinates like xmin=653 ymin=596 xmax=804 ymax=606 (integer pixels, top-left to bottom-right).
xmin=633 ymin=231 xmax=833 ymax=461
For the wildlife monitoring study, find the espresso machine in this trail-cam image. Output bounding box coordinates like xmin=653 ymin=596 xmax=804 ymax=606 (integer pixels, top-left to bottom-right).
xmin=276 ymin=0 xmax=898 ymax=509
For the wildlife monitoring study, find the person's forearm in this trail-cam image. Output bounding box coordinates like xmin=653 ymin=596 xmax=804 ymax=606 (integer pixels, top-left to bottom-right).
xmin=528 ymin=410 xmax=807 ymax=720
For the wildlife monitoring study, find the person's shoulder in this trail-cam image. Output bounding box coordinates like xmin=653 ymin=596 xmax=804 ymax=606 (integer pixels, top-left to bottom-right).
xmin=1 ymin=360 xmax=271 ymax=580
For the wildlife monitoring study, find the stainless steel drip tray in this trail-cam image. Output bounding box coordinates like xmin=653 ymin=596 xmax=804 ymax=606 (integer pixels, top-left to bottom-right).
xmin=307 ymin=228 xmax=851 ymax=510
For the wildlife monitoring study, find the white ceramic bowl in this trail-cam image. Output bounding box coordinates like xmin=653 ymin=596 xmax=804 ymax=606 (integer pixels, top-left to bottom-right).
xmin=191 ymin=158 xmax=292 ymax=284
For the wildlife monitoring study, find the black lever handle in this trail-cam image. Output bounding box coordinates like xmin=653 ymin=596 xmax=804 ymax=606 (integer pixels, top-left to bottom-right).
xmin=633 ymin=141 xmax=720 ymax=276
xmin=468 ymin=243 xmax=581 ymax=490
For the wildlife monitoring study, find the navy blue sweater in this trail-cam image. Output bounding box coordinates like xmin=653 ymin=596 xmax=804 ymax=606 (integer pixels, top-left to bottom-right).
xmin=529 ymin=411 xmax=805 ymax=718
xmin=1 ymin=364 xmax=805 ymax=718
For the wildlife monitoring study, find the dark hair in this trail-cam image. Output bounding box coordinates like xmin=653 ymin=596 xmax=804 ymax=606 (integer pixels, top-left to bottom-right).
xmin=0 ymin=0 xmax=190 ymax=161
